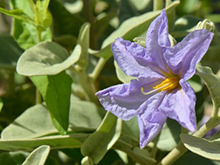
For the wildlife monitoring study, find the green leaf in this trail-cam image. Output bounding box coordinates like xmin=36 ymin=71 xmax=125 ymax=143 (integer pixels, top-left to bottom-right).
xmin=0 ymin=151 xmax=28 ymax=165
xmin=0 ymin=134 xmax=85 ymax=151
xmin=196 ymin=65 xmax=220 ymax=110
xmin=10 ymin=0 xmax=51 ymax=49
xmin=81 ymin=156 xmax=94 ymax=165
xmin=188 ymin=75 xmax=202 ymax=93
xmin=76 ymin=23 xmax=90 ymax=69
xmin=173 ymin=151 xmax=215 ymax=165
xmin=81 ymin=112 xmax=122 ymax=164
xmin=35 ymin=0 xmax=52 ymax=28
xmin=22 ymin=145 xmax=50 ymax=165
xmin=114 ymin=61 xmax=134 ymax=83
xmin=172 ymin=15 xmax=201 ymax=38
xmin=157 ymin=119 xmax=181 ymax=151
xmin=201 ymin=46 xmax=220 ymax=73
xmin=31 ymin=72 xmax=72 ymax=134
xmin=10 ymin=0 xmax=34 ymax=18
xmin=0 ymin=35 xmax=22 ymax=69
xmin=181 ymin=133 xmax=220 ymax=161
xmin=205 ymin=14 xmax=220 ymax=23
xmin=0 ymin=8 xmax=35 ymax=25
xmin=101 ymin=1 xmax=179 ymax=58
xmin=17 ymin=42 xmax=81 ymax=76
xmin=1 ymin=96 xmax=102 ymax=139
xmin=48 ymin=0 xmax=84 ymax=37
xmin=0 ymin=98 xmax=3 ymax=112
xmin=1 ymin=104 xmax=57 ymax=139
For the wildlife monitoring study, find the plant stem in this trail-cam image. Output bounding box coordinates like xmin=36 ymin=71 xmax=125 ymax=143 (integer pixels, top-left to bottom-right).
xmin=157 ymin=117 xmax=220 ymax=165
xmin=36 ymin=89 xmax=42 ymax=104
xmin=35 ymin=28 xmax=42 ymax=104
xmin=89 ymin=57 xmax=107 ymax=81
xmin=78 ymin=71 xmax=97 ymax=103
xmin=153 ymin=0 xmax=164 ymax=11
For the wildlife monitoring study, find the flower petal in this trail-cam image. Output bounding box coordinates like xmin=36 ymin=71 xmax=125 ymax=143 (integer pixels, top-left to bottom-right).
xmin=111 ymin=38 xmax=164 ymax=79
xmin=165 ymin=29 xmax=214 ymax=81
xmin=96 ymin=78 xmax=162 ymax=121
xmin=137 ymin=92 xmax=167 ymax=148
xmin=145 ymin=10 xmax=171 ymax=73
xmin=159 ymin=81 xmax=196 ymax=132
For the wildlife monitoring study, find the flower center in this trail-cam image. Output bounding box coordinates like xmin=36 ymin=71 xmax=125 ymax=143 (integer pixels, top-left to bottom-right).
xmin=141 ymin=76 xmax=180 ymax=95
xmin=153 ymin=76 xmax=179 ymax=92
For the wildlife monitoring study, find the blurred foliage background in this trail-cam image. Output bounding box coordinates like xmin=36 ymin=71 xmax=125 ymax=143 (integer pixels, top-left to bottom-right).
xmin=0 ymin=0 xmax=220 ymax=164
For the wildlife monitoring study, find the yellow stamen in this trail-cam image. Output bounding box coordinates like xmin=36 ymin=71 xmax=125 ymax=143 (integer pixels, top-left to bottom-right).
xmin=141 ymin=76 xmax=180 ymax=95
xmin=153 ymin=77 xmax=179 ymax=92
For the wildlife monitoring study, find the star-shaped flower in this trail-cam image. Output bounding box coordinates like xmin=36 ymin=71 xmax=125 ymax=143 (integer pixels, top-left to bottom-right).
xmin=96 ymin=10 xmax=214 ymax=148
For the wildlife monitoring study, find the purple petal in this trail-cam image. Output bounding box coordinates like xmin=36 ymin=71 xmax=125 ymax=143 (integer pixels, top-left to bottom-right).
xmin=96 ymin=78 xmax=164 ymax=121
xmin=111 ymin=38 xmax=164 ymax=79
xmin=137 ymin=92 xmax=167 ymax=148
xmin=145 ymin=10 xmax=171 ymax=73
xmin=159 ymin=81 xmax=196 ymax=132
xmin=164 ymin=29 xmax=214 ymax=81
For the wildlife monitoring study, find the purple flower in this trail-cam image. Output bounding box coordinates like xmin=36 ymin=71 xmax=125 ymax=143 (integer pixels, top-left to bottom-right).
xmin=96 ymin=10 xmax=213 ymax=148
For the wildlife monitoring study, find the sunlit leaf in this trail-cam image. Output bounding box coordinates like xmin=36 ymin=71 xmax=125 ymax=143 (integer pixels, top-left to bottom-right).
xmin=22 ymin=145 xmax=50 ymax=165
xmin=1 ymin=96 xmax=102 ymax=139
xmin=196 ymin=65 xmax=220 ymax=109
xmin=0 ymin=134 xmax=85 ymax=151
xmin=76 ymin=23 xmax=90 ymax=69
xmin=181 ymin=133 xmax=220 ymax=161
xmin=114 ymin=61 xmax=134 ymax=83
xmin=0 ymin=8 xmax=35 ymax=25
xmin=81 ymin=112 xmax=122 ymax=164
xmin=10 ymin=0 xmax=51 ymax=49
xmin=31 ymin=72 xmax=72 ymax=134
xmin=17 ymin=42 xmax=81 ymax=76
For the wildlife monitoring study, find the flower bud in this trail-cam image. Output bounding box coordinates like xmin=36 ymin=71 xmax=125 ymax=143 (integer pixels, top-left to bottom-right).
xmin=196 ymin=19 xmax=215 ymax=32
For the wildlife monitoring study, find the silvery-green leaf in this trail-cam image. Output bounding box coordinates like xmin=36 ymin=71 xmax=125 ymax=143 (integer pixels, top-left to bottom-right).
xmin=22 ymin=145 xmax=50 ymax=165
xmin=181 ymin=133 xmax=220 ymax=161
xmin=196 ymin=65 xmax=220 ymax=110
xmin=1 ymin=96 xmax=102 ymax=139
xmin=0 ymin=134 xmax=86 ymax=151
xmin=81 ymin=112 xmax=122 ymax=164
xmin=17 ymin=42 xmax=81 ymax=76
xmin=76 ymin=23 xmax=90 ymax=69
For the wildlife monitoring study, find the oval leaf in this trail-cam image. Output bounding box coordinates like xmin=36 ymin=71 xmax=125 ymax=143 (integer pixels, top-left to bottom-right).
xmin=81 ymin=112 xmax=122 ymax=164
xmin=181 ymin=133 xmax=220 ymax=161
xmin=31 ymin=72 xmax=72 ymax=134
xmin=196 ymin=65 xmax=220 ymax=110
xmin=22 ymin=145 xmax=50 ymax=165
xmin=17 ymin=42 xmax=81 ymax=76
xmin=1 ymin=96 xmax=102 ymax=140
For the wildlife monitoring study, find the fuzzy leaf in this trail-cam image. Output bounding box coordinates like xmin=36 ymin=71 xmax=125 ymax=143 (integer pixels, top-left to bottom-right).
xmin=181 ymin=134 xmax=220 ymax=161
xmin=1 ymin=96 xmax=102 ymax=139
xmin=22 ymin=145 xmax=50 ymax=165
xmin=196 ymin=65 xmax=220 ymax=110
xmin=17 ymin=42 xmax=81 ymax=76
xmin=81 ymin=112 xmax=122 ymax=164
xmin=31 ymin=72 xmax=72 ymax=134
